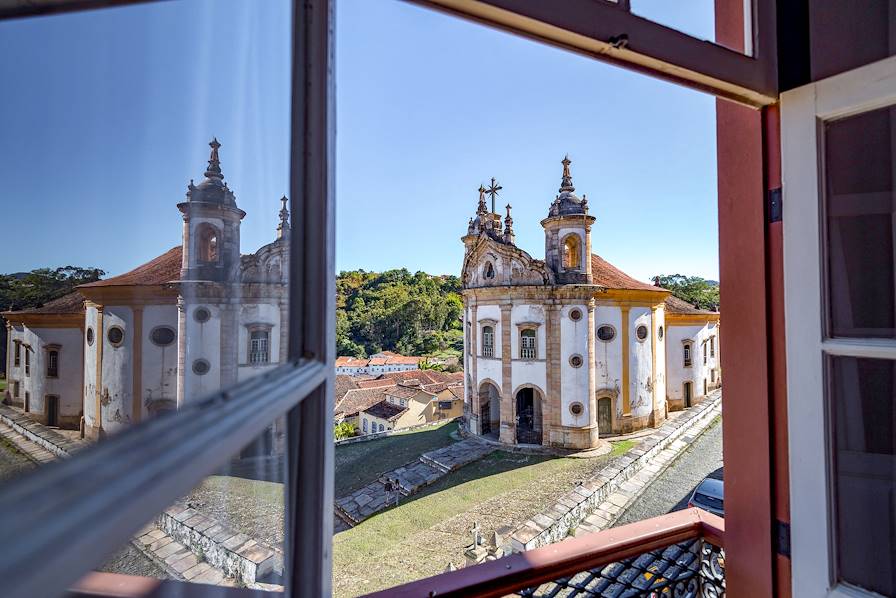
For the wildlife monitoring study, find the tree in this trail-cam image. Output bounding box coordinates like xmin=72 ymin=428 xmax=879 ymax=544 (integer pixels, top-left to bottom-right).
xmin=653 ymin=274 xmax=720 ymax=311
xmin=334 ymin=421 xmax=357 ymax=440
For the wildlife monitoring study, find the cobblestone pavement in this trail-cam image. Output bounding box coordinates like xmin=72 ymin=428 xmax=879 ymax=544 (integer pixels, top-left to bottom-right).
xmin=613 ymin=418 xmax=722 ymax=527
xmin=0 ymin=432 xmax=36 ymax=480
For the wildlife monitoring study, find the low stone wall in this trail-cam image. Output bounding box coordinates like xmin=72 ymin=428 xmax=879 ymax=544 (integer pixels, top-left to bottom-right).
xmin=508 ymin=392 xmax=722 ymax=552
xmin=335 ymin=417 xmax=459 ymax=446
xmin=157 ymin=503 xmax=280 ymax=585
xmin=0 ymin=404 xmax=86 ymax=458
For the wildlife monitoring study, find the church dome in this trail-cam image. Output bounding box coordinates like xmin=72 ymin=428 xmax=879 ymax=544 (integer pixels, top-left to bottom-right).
xmin=185 ymin=138 xmax=238 ymax=207
xmin=548 ymin=155 xmax=588 ymax=217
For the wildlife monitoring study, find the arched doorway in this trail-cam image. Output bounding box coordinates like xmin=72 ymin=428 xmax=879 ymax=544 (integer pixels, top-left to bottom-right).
xmin=515 ymin=387 xmax=543 ymax=445
xmin=478 ymin=381 xmax=500 ymax=438
xmin=597 ymin=396 xmax=613 ymax=435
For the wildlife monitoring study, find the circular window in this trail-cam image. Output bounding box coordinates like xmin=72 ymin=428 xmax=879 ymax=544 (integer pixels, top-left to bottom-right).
xmin=192 ymin=359 xmax=210 ymax=376
xmin=107 ymin=326 xmax=124 ymax=346
xmin=86 ymin=327 xmax=94 ymax=346
xmin=658 ymin=325 xmax=664 ymax=340
xmin=569 ymin=308 xmax=583 ymax=322
xmin=636 ymin=325 xmax=649 ymax=341
xmin=597 ymin=325 xmax=616 ymax=342
xmin=569 ymin=354 xmax=583 ymax=368
xmin=569 ymin=402 xmax=584 ymax=416
xmin=483 ymin=262 xmax=495 ymax=280
xmin=194 ymin=307 xmax=211 ymax=323
xmin=150 ymin=326 xmax=176 ymax=347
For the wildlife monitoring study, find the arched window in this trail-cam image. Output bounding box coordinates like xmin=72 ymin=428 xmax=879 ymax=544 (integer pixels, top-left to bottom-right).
xmin=520 ymin=329 xmax=537 ymax=359
xmin=249 ymin=330 xmax=271 ymax=364
xmin=198 ymin=225 xmax=219 ymax=263
xmin=683 ymin=343 xmax=693 ymax=367
xmin=482 ymin=326 xmax=494 ymax=358
xmin=483 ymin=261 xmax=495 ymax=280
xmin=562 ymin=235 xmax=581 ymax=270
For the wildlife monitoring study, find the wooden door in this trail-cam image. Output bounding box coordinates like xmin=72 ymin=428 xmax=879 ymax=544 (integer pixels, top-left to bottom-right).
xmin=597 ymin=397 xmax=612 ymax=435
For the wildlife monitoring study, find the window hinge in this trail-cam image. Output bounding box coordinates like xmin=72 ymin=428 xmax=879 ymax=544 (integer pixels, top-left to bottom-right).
xmin=768 ymin=187 xmax=782 ymax=223
xmin=774 ymin=519 xmax=791 ymax=558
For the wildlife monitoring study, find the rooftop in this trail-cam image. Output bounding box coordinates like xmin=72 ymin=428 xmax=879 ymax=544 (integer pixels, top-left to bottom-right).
xmin=361 ymin=400 xmax=408 ymax=422
xmin=79 ymin=246 xmax=182 ymax=288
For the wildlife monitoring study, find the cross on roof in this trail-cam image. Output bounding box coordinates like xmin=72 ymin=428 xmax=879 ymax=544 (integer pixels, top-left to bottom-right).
xmin=486 ymin=177 xmax=502 ymax=214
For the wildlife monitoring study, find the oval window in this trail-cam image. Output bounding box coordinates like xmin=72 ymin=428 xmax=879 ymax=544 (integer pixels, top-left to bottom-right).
xmin=192 ymin=359 xmax=210 ymax=375
xmin=107 ymin=326 xmax=124 ymax=346
xmin=569 ymin=402 xmax=584 ymax=416
xmin=658 ymin=325 xmax=664 ymax=340
xmin=636 ymin=324 xmax=649 ymax=341
xmin=569 ymin=308 xmax=583 ymax=322
xmin=569 ymin=354 xmax=583 ymax=368
xmin=150 ymin=326 xmax=176 ymax=347
xmin=194 ymin=307 xmax=211 ymax=323
xmin=86 ymin=327 xmax=95 ymax=346
xmin=597 ymin=325 xmax=615 ymax=342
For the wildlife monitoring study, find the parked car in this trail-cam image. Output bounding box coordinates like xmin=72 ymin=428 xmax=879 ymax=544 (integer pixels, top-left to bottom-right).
xmin=688 ymin=477 xmax=724 ymax=517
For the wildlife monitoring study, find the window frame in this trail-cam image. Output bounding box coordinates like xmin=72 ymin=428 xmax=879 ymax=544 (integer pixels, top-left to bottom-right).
xmin=481 ymin=322 xmax=496 ymax=358
xmin=0 ymin=2 xmax=335 ymax=597
xmin=46 ymin=346 xmax=60 ymax=379
xmin=13 ymin=340 xmax=21 ymax=367
xmin=519 ymin=327 xmax=537 ymax=360
xmin=249 ymin=327 xmax=272 ymax=365
xmin=782 ymin=54 xmax=896 ymax=598
xmin=24 ymin=346 xmax=30 ymax=376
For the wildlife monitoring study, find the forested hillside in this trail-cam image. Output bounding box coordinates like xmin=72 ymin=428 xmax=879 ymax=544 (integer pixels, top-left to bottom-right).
xmin=336 ymin=269 xmax=464 ymax=358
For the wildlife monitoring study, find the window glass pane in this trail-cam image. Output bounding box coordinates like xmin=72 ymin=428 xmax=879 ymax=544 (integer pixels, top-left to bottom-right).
xmin=828 ymin=355 xmax=896 ymax=595
xmin=0 ymin=0 xmax=290 ymax=476
xmin=99 ymin=416 xmax=288 ymax=589
xmin=824 ymin=105 xmax=896 ymax=338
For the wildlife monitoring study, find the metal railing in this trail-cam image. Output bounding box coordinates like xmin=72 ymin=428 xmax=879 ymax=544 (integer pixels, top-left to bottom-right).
xmin=364 ymin=507 xmax=724 ymax=598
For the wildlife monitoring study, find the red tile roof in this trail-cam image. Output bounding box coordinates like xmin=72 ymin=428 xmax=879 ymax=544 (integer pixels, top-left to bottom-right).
xmin=80 ymin=246 xmax=182 ymax=288
xmin=664 ymin=295 xmax=719 ymax=316
xmin=335 ymin=386 xmax=392 ymax=418
xmin=335 ymin=374 xmax=359 ymax=402
xmin=361 ymin=400 xmax=407 ymax=422
xmin=2 ymin=291 xmax=85 ymax=316
xmin=590 ymin=254 xmax=665 ymax=292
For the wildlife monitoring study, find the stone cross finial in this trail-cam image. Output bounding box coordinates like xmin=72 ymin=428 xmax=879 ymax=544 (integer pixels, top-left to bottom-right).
xmin=277 ymin=195 xmax=290 ymax=239
xmin=470 ymin=521 xmax=482 ymax=546
xmin=486 ymin=177 xmax=503 ymax=214
xmin=560 ymin=154 xmax=575 ymax=192
xmin=477 ymin=185 xmax=488 ymax=215
xmin=205 ymin=137 xmax=223 ymax=179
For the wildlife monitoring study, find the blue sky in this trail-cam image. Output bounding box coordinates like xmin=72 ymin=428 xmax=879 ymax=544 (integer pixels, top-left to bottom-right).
xmin=0 ymin=0 xmax=717 ymax=282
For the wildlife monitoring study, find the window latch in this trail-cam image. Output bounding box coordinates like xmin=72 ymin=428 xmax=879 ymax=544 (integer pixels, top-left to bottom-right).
xmin=768 ymin=187 xmax=782 ymax=223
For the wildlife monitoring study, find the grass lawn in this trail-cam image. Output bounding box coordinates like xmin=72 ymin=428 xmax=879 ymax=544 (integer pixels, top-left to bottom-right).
xmin=334 ymin=421 xmax=458 ymax=497
xmin=0 ymin=378 xmax=6 ymax=394
xmin=333 ymin=439 xmax=635 ymax=597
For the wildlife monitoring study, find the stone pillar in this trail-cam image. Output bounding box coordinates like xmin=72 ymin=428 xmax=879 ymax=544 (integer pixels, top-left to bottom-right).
xmin=620 ymin=304 xmax=631 ymax=416
xmin=219 ymin=299 xmax=239 ymax=389
xmin=499 ymin=303 xmax=515 ymax=444
xmin=279 ymin=291 xmax=289 ymax=363
xmin=176 ymin=298 xmax=187 ymax=407
xmin=94 ymin=306 xmax=105 ymax=439
xmin=587 ymin=299 xmax=597 ymax=436
xmin=469 ymin=302 xmax=479 ymax=434
xmin=546 ymin=303 xmax=564 ymax=446
xmin=132 ymin=306 xmax=143 ymax=424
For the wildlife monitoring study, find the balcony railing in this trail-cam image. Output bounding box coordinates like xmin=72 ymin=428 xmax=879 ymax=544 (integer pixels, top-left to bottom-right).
xmin=365 ymin=507 xmax=724 ymax=598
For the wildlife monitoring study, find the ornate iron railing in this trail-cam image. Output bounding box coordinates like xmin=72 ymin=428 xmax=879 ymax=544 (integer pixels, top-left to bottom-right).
xmin=365 ymin=507 xmax=725 ymax=598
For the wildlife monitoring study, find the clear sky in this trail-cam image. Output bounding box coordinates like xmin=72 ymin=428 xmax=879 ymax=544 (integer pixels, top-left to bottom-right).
xmin=0 ymin=0 xmax=718 ymax=283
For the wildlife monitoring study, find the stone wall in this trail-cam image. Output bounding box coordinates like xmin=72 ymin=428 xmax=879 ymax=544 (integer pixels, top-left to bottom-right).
xmin=508 ymin=392 xmax=722 ymax=552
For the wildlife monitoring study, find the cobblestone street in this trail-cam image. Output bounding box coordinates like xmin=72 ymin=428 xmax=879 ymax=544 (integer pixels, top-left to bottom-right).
xmin=613 ymin=417 xmax=722 ymax=527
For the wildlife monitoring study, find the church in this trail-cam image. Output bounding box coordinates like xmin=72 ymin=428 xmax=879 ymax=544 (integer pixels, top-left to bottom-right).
xmin=461 ymin=157 xmax=720 ymax=450
xmin=3 ymin=139 xmax=290 ymax=444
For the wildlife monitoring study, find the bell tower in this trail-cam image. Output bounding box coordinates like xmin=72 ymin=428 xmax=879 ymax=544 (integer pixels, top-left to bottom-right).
xmin=541 ymin=156 xmax=596 ymax=284
xmin=177 ymin=138 xmax=246 ymax=283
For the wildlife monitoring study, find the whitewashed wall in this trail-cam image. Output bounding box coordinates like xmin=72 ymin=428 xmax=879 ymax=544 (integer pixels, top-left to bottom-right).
xmin=665 ymin=322 xmax=719 ymax=402
xmin=142 ymin=305 xmax=178 ymax=416
xmin=183 ymin=303 xmax=221 ymax=402
xmin=475 ymin=303 xmax=502 ymax=388
xmin=593 ymin=305 xmax=623 ymax=417
xmin=100 ymin=305 xmax=134 ymax=433
xmin=560 ymin=304 xmax=590 ymax=427
xmin=510 ymin=304 xmax=546 ymax=397
xmin=628 ymin=307 xmax=653 ymax=418
xmin=6 ymin=325 xmax=24 ymax=402
xmin=654 ymin=307 xmax=667 ymax=413
xmin=19 ymin=326 xmax=83 ymax=421
xmin=83 ymin=306 xmax=98 ymax=429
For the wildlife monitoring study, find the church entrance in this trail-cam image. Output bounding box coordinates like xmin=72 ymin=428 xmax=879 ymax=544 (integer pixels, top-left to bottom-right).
xmin=515 ymin=387 xmax=542 ymax=445
xmin=684 ymin=382 xmax=693 ymax=407
xmin=597 ymin=397 xmax=612 ymax=435
xmin=478 ymin=382 xmax=500 ymax=438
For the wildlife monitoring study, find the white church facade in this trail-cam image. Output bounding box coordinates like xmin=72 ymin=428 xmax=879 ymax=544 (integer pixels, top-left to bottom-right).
xmin=3 ymin=139 xmax=289 ymax=445
xmin=461 ymin=157 xmax=720 ymax=450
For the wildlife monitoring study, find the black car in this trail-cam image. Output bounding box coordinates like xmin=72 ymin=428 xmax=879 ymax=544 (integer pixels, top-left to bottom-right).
xmin=688 ymin=477 xmax=724 ymax=517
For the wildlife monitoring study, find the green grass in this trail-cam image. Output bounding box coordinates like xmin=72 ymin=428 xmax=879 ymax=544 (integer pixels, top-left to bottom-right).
xmin=334 ymin=421 xmax=458 ymax=497
xmin=0 ymin=378 xmax=6 ymax=393
xmin=333 ymin=438 xmax=639 ymax=596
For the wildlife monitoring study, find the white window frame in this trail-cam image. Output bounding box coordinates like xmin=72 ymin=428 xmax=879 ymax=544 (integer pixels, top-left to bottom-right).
xmin=482 ymin=325 xmax=495 ymax=358
xmin=519 ymin=328 xmax=537 ymax=360
xmin=683 ymin=342 xmax=692 ymax=367
xmin=782 ymin=54 xmax=896 ymax=598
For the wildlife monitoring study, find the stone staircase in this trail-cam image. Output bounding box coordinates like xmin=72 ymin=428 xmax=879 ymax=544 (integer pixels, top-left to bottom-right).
xmin=335 ymin=437 xmax=496 ymax=526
